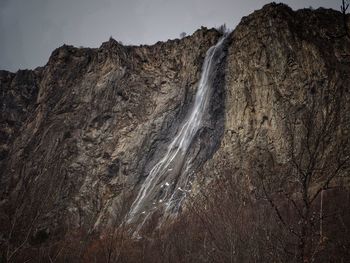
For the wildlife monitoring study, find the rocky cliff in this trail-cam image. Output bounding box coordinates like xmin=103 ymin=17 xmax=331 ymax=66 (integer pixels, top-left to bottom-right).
xmin=0 ymin=3 xmax=349 ymax=262
xmin=0 ymin=26 xmax=223 ymax=239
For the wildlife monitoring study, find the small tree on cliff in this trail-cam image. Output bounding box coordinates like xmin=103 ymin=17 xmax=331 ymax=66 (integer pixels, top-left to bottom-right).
xmin=217 ymin=24 xmax=228 ymax=34
xmin=179 ymin=32 xmax=187 ymax=39
xmin=341 ymin=0 xmax=350 ymax=37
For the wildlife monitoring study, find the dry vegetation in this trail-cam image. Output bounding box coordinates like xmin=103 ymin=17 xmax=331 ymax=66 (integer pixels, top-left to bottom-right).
xmin=1 ymin=71 xmax=350 ymax=263
xmin=1 ymin=2 xmax=350 ymax=262
xmin=2 ymin=164 xmax=348 ymax=263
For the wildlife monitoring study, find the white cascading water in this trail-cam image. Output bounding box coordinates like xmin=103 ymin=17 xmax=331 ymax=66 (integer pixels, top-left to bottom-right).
xmin=127 ymin=36 xmax=226 ymax=222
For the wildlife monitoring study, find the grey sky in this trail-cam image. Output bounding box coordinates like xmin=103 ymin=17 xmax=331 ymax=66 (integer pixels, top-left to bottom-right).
xmin=0 ymin=0 xmax=340 ymax=72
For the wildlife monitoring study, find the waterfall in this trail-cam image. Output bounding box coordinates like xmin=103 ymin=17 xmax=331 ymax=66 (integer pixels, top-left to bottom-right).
xmin=127 ymin=36 xmax=227 ymax=222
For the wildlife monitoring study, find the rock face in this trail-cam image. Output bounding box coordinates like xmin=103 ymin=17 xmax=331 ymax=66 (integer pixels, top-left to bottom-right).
xmin=197 ymin=4 xmax=350 ymax=188
xmin=0 ymin=27 xmax=222 ymax=237
xmin=0 ymin=3 xmax=349 ymax=252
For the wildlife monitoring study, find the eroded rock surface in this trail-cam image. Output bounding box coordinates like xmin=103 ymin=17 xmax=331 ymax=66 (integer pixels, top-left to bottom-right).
xmin=0 ymin=27 xmax=222 ymax=238
xmin=0 ymin=3 xmax=349 ymax=248
xmin=197 ymin=4 xmax=350 ymax=191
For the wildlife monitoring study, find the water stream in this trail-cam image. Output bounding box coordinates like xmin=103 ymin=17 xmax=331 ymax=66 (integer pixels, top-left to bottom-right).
xmin=127 ymin=36 xmax=227 ymax=222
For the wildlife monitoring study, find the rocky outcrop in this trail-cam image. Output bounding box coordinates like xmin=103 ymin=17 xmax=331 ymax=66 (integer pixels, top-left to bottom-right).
xmin=0 ymin=27 xmax=222 ymax=240
xmin=197 ymin=4 xmax=350 ymax=189
xmin=0 ymin=70 xmax=39 ymax=162
xmin=0 ymin=3 xmax=349 ymax=255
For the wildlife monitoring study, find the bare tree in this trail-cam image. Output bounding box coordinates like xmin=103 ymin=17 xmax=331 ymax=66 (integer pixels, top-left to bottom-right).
xmin=256 ymin=81 xmax=350 ymax=262
xmin=80 ymin=176 xmax=137 ymax=263
xmin=0 ymin=175 xmax=53 ymax=262
xmin=179 ymin=169 xmax=275 ymax=263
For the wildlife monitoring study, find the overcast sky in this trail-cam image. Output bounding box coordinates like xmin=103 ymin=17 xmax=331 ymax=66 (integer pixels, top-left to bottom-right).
xmin=0 ymin=0 xmax=339 ymax=72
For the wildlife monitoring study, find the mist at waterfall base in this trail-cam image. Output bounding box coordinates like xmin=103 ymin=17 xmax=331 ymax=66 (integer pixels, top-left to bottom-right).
xmin=126 ymin=36 xmax=227 ymax=227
